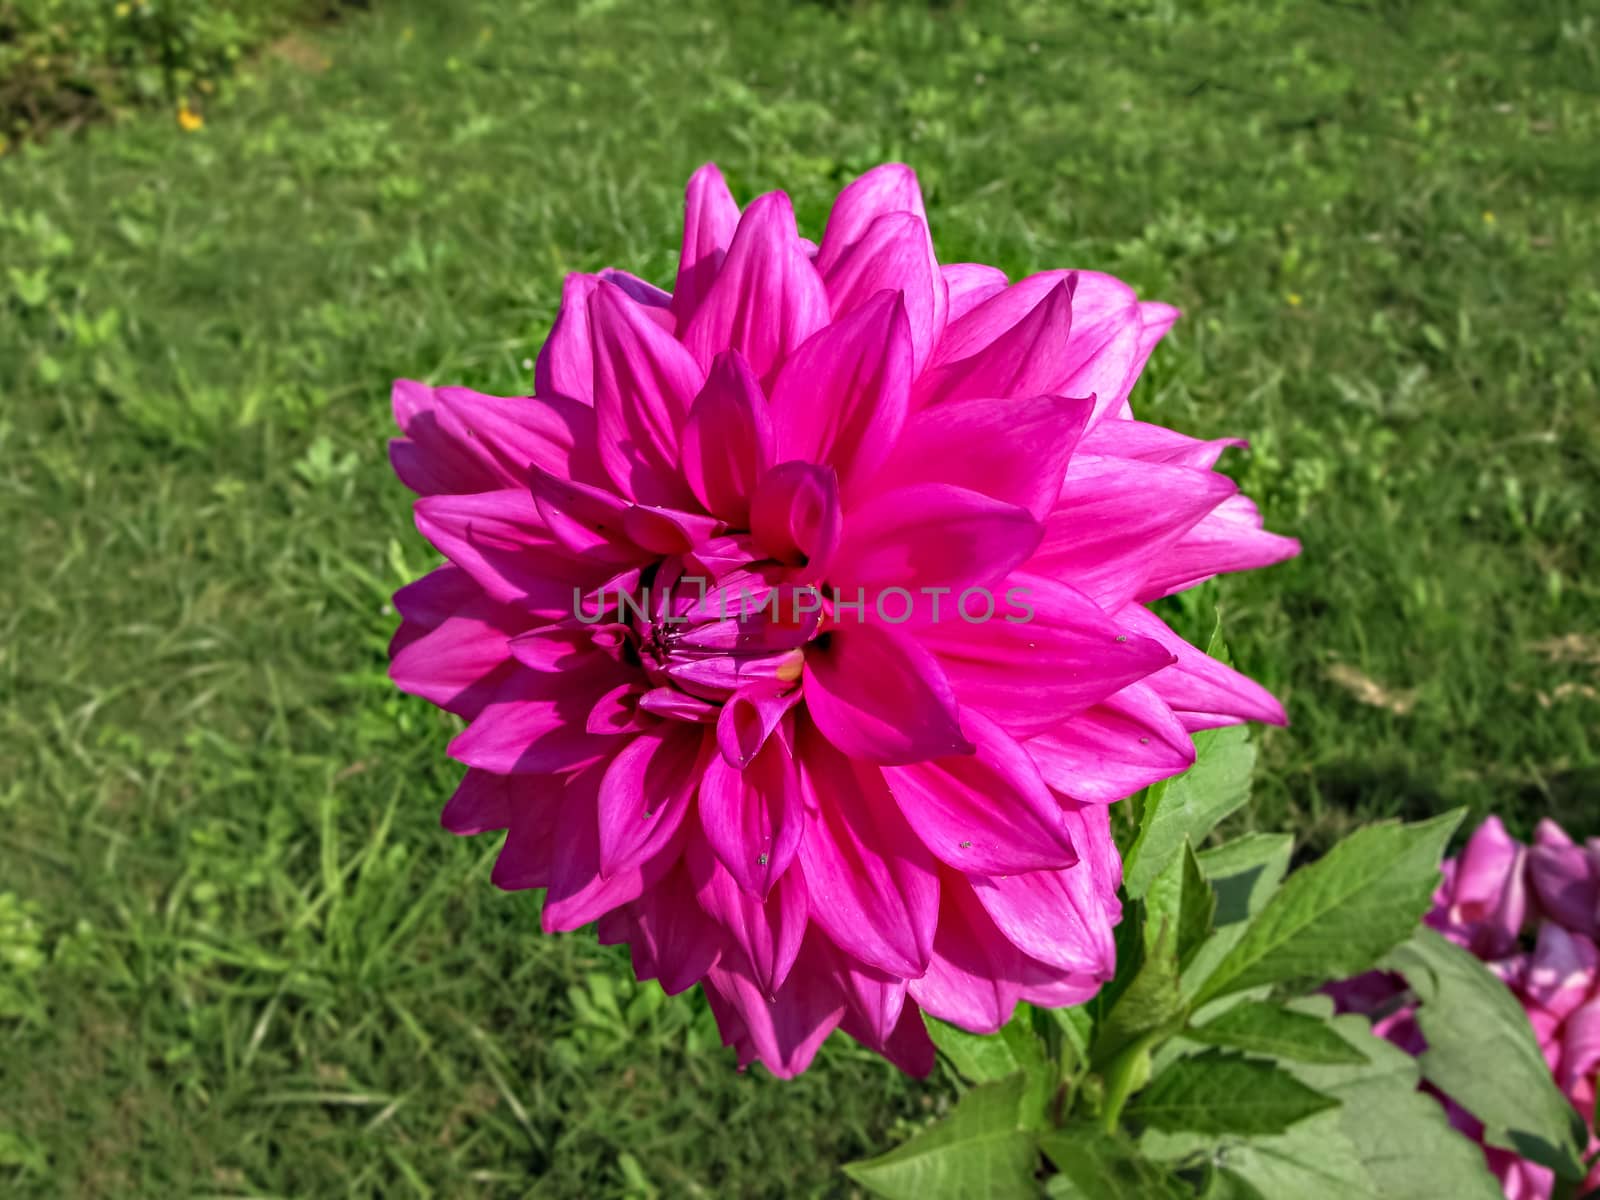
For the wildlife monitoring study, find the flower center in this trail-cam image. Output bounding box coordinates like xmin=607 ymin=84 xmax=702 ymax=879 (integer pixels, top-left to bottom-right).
xmin=620 ymin=550 xmax=820 ymax=721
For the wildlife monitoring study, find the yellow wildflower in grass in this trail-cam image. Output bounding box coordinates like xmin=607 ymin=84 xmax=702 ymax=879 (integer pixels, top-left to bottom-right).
xmin=177 ymin=104 xmax=204 ymax=132
xmin=1482 ymin=211 xmax=1496 ymax=225
xmin=1286 ymin=292 xmax=1303 ymax=307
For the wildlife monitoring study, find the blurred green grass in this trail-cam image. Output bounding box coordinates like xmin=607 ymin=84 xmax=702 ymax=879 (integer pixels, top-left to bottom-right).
xmin=1 ymin=0 xmax=1596 ymax=1194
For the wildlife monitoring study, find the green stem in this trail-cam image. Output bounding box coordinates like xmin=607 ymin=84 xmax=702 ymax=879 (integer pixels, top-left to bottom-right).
xmin=1099 ymin=1032 xmax=1161 ymax=1134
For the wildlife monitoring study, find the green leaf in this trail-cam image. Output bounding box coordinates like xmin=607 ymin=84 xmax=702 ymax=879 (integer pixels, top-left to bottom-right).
xmin=1127 ymin=1049 xmax=1338 ymax=1135
xmin=1385 ymin=926 xmax=1587 ymax=1181
xmin=1184 ymin=833 xmax=1294 ymax=997
xmin=1144 ymin=840 xmax=1215 ymax=970
xmin=1187 ymin=1001 xmax=1368 ymax=1065
xmin=924 ymin=1013 xmax=1022 ymax=1084
xmin=1193 ymin=811 xmax=1463 ymax=1005
xmin=843 ymin=1073 xmax=1038 ymax=1200
xmin=1124 ymin=724 xmax=1256 ymax=897
xmin=1040 ymin=1128 xmax=1188 ymax=1199
xmin=1198 ymin=833 xmax=1294 ymax=927
xmin=1142 ymin=1007 xmax=1501 ymax=1199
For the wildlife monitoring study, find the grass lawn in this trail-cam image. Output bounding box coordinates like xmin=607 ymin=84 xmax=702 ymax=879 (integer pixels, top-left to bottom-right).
xmin=2 ymin=0 xmax=1596 ymax=1194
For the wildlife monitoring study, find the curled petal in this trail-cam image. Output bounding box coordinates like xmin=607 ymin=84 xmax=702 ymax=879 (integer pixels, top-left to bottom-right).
xmin=914 ymin=279 xmax=1075 ymax=409
xmin=698 ymin=725 xmax=805 ymax=897
xmin=749 ymin=461 xmax=842 ymax=577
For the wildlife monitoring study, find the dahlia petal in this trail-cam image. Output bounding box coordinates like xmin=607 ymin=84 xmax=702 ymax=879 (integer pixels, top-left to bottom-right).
xmin=768 ymin=291 xmax=912 ymax=496
xmin=441 ymin=769 xmax=514 ymax=836
xmin=597 ymin=724 xmax=708 ymax=878
xmin=414 ymin=489 xmax=611 ymax=614
xmin=802 ymin=621 xmax=972 ymax=764
xmin=526 ymin=467 xmax=651 ymax=565
xmin=884 ymin=710 xmax=1079 ymax=874
xmin=1067 ymin=800 xmax=1125 ymax=906
xmin=970 ymin=863 xmax=1116 ymax=976
xmin=931 ymin=269 xmax=1072 ymax=367
xmin=908 ymin=876 xmax=1025 ymax=1034
xmin=704 ymin=943 xmax=846 ymax=1078
xmin=830 ymin=955 xmax=910 ymax=1048
xmin=698 ymin=727 xmax=805 ymax=898
xmin=490 ymin=776 xmax=563 ymax=890
xmin=691 ymin=841 xmax=809 ymax=998
xmin=600 ymin=269 xmax=674 ymax=328
xmin=1015 ymin=961 xmax=1110 ymax=1009
xmin=389 ymin=380 xmax=515 ymax=496
xmin=1116 ymin=603 xmax=1287 ymax=729
xmin=623 ymin=862 xmax=724 ymax=994
xmin=1026 ymin=682 xmax=1196 ymax=805
xmin=534 ymin=273 xmax=598 ymax=406
xmin=450 ymin=656 xmax=630 ymax=775
xmin=637 ymin=686 xmax=718 ymax=723
xmin=1128 ymin=301 xmax=1180 ymax=396
xmin=586 ymin=681 xmax=649 ymax=735
xmin=864 ymin=394 xmax=1092 ymax=521
xmin=919 ymin=572 xmax=1174 ymax=736
xmin=672 ymin=163 xmax=742 ymax=331
xmin=821 ymin=213 xmax=946 ymax=373
xmin=816 ymin=163 xmax=930 ymax=272
xmin=681 ymin=350 xmax=775 ymax=526
xmin=440 ymin=388 xmax=605 ymax=486
xmin=543 ymin=761 xmax=686 ymax=932
xmin=913 ymin=279 xmax=1075 ymax=409
xmin=795 ymin=721 xmax=940 ymax=978
xmin=841 ymin=1000 xmax=937 ymax=1077
xmin=389 ymin=605 xmax=519 ymax=718
xmin=393 ymin=564 xmax=484 ymax=628
xmin=588 ymin=279 xmax=703 ymax=506
xmin=682 ymin=191 xmax=830 ymax=384
xmin=1030 ymin=457 xmax=1238 ymax=610
xmin=620 ymin=504 xmax=725 ymax=556
xmin=829 ymin=483 xmax=1043 ymax=596
xmin=1078 ymin=417 xmax=1246 ymax=470
xmin=1136 ymin=494 xmax=1301 ymax=601
xmin=1051 ymin=272 xmax=1145 ymax=426
xmin=941 ymin=263 xmax=1009 ymax=323
xmin=748 ymin=461 xmax=842 ymax=577
xmin=716 ymin=684 xmax=801 ymax=769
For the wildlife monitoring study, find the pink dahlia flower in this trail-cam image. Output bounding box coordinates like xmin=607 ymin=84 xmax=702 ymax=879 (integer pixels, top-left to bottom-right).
xmin=388 ymin=163 xmax=1299 ymax=1077
xmin=1331 ymin=816 xmax=1600 ymax=1198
